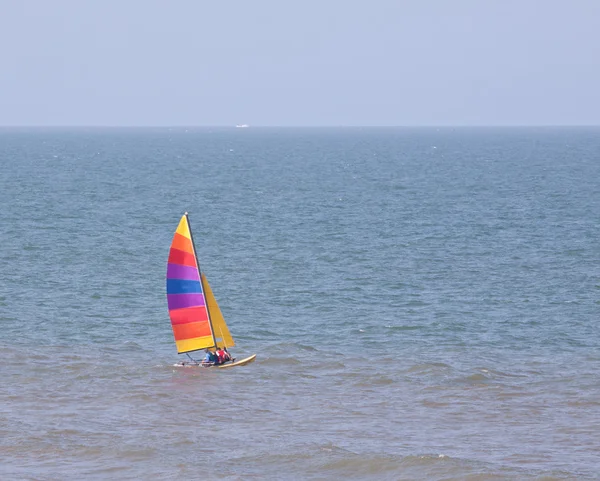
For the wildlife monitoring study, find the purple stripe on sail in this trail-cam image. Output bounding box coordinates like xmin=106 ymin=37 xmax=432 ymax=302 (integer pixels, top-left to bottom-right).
xmin=167 ymin=263 xmax=200 ymax=281
xmin=167 ymin=293 xmax=205 ymax=310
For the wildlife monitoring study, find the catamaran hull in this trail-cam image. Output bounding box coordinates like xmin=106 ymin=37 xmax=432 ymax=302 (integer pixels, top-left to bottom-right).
xmin=174 ymin=354 xmax=257 ymax=369
xmin=217 ymin=354 xmax=256 ymax=369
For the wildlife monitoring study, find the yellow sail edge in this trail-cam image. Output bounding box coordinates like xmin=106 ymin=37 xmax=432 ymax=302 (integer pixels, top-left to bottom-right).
xmin=203 ymin=274 xmax=235 ymax=349
xmin=176 ymin=335 xmax=215 ymax=354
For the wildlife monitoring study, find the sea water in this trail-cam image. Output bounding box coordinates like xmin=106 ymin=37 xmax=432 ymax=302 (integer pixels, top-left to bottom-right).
xmin=1 ymin=127 xmax=599 ymax=480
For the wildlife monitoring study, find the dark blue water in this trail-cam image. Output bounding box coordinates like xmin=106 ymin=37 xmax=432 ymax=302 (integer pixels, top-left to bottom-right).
xmin=1 ymin=127 xmax=599 ymax=480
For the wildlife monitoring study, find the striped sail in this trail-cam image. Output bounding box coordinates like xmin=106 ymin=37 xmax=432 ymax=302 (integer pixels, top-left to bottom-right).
xmin=166 ymin=214 xmax=214 ymax=353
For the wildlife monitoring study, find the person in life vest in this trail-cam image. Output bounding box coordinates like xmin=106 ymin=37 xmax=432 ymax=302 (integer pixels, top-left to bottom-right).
xmin=215 ymin=346 xmax=231 ymax=364
xmin=201 ymin=349 xmax=218 ymax=366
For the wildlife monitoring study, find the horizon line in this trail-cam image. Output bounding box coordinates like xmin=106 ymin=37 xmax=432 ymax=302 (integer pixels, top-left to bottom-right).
xmin=1 ymin=124 xmax=599 ymax=129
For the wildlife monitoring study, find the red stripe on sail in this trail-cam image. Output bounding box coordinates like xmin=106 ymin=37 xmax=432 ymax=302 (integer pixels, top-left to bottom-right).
xmin=168 ymin=248 xmax=196 ymax=267
xmin=169 ymin=306 xmax=209 ymax=325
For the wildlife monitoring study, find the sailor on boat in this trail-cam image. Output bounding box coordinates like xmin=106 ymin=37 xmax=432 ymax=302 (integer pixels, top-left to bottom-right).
xmin=216 ymin=346 xmax=232 ymax=364
xmin=202 ymin=349 xmax=219 ymax=366
xmin=200 ymin=347 xmax=233 ymax=366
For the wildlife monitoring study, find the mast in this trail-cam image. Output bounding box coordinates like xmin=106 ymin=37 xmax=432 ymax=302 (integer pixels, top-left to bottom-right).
xmin=185 ymin=212 xmax=218 ymax=350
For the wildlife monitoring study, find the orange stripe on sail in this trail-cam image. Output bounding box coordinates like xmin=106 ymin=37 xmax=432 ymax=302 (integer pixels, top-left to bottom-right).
xmin=172 ymin=321 xmax=212 ymax=341
xmin=171 ymin=232 xmax=195 ymax=255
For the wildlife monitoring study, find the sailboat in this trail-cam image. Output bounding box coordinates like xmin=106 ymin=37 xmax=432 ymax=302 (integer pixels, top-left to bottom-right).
xmin=166 ymin=213 xmax=256 ymax=368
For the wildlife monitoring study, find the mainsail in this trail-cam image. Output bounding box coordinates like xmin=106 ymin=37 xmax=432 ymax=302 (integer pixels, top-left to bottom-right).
xmin=166 ymin=213 xmax=234 ymax=354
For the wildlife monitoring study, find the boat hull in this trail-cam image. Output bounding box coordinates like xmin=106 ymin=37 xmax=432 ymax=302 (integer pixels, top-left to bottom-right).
xmin=217 ymin=354 xmax=257 ymax=369
xmin=174 ymin=354 xmax=257 ymax=369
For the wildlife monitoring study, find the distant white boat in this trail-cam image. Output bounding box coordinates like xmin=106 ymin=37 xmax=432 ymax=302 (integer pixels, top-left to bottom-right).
xmin=235 ymin=124 xmax=249 ymax=128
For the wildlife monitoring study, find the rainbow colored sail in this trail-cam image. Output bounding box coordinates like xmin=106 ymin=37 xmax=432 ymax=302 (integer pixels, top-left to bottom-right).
xmin=166 ymin=214 xmax=214 ymax=353
xmin=166 ymin=213 xmax=235 ymax=354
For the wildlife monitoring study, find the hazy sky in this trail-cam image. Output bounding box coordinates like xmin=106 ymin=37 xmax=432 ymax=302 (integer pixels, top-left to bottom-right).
xmin=1 ymin=0 xmax=599 ymax=126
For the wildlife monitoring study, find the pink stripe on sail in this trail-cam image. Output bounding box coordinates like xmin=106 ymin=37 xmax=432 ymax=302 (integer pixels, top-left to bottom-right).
xmin=167 ymin=293 xmax=205 ymax=310
xmin=167 ymin=263 xmax=200 ymax=281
